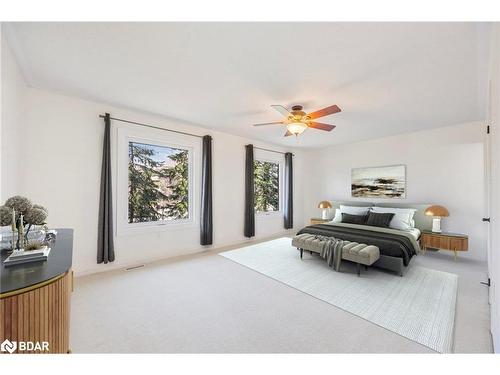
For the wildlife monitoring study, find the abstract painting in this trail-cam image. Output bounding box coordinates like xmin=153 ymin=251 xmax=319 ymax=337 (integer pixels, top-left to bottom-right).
xmin=351 ymin=165 xmax=406 ymax=198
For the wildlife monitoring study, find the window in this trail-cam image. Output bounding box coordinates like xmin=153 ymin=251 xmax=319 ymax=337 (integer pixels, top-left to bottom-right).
xmin=254 ymin=160 xmax=280 ymax=213
xmin=116 ymin=126 xmax=198 ymax=235
xmin=128 ymin=141 xmax=189 ymax=223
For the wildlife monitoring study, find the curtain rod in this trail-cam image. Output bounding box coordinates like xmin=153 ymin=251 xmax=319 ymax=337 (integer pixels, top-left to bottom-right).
xmin=99 ymin=114 xmax=203 ymax=139
xmin=253 ymin=146 xmax=294 ymax=156
xmin=99 ymin=115 xmax=293 ymax=155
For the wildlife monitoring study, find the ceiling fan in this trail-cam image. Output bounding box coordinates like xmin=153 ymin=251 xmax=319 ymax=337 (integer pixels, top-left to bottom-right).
xmin=253 ymin=104 xmax=341 ymax=137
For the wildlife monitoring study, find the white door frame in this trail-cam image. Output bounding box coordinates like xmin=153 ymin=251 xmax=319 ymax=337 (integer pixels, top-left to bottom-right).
xmin=487 ymin=23 xmax=500 ymax=353
xmin=485 ymin=79 xmax=493 ymax=305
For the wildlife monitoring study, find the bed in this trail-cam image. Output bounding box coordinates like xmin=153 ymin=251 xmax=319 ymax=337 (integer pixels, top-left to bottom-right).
xmin=297 ymin=202 xmax=432 ymax=275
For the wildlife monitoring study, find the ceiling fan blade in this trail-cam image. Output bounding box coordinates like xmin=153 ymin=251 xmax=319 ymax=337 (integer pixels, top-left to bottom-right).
xmin=253 ymin=121 xmax=284 ymax=126
xmin=308 ymin=122 xmax=336 ymax=131
xmin=284 ymin=130 xmax=293 ymax=137
xmin=271 ymin=105 xmax=292 ymax=118
xmin=307 ymin=105 xmax=341 ymax=119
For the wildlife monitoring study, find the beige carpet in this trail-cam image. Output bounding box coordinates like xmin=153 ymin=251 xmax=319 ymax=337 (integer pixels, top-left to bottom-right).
xmin=221 ymin=237 xmax=458 ymax=353
xmin=70 ymin=237 xmax=491 ymax=353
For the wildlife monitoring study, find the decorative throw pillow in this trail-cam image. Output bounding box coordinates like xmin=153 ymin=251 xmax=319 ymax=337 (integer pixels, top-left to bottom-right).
xmin=333 ymin=206 xmax=371 ymax=223
xmin=371 ymin=207 xmax=417 ymax=230
xmin=341 ymin=213 xmax=367 ymax=225
xmin=366 ymin=212 xmax=395 ymax=228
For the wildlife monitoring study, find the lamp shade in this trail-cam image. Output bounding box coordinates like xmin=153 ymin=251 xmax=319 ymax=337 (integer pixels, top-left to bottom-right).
xmin=287 ymin=122 xmax=308 ymax=136
xmin=317 ymin=201 xmax=332 ymax=209
xmin=425 ymin=205 xmax=449 ymax=217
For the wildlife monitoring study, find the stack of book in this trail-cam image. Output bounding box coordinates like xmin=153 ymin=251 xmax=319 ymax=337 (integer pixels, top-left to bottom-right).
xmin=3 ymin=247 xmax=51 ymax=266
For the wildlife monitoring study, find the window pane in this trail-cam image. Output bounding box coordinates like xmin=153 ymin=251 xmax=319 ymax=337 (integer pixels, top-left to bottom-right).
xmin=128 ymin=141 xmax=189 ymax=223
xmin=254 ymin=160 xmax=280 ymax=212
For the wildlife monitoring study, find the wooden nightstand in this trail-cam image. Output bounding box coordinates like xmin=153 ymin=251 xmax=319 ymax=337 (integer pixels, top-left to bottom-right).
xmin=420 ymin=230 xmax=468 ymax=260
xmin=310 ymin=218 xmax=330 ymax=225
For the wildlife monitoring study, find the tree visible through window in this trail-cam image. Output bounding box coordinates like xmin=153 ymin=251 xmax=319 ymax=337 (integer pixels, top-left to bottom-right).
xmin=254 ymin=160 xmax=280 ymax=212
xmin=128 ymin=141 xmax=189 ymax=223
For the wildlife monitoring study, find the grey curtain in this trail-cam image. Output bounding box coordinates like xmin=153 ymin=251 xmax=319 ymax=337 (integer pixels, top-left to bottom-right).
xmin=244 ymin=144 xmax=255 ymax=237
xmin=200 ymin=135 xmax=213 ymax=245
xmin=284 ymin=152 xmax=293 ymax=229
xmin=97 ymin=113 xmax=115 ymax=264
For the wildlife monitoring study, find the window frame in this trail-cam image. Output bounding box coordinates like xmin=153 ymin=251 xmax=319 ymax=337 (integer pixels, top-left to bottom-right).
xmin=115 ymin=126 xmax=198 ymax=236
xmin=253 ymin=150 xmax=284 ymax=218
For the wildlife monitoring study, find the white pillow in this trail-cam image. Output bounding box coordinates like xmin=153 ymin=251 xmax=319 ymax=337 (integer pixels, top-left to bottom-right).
xmin=339 ymin=205 xmax=371 ymax=216
xmin=332 ymin=209 xmax=342 ymax=223
xmin=371 ymin=207 xmax=416 ymax=230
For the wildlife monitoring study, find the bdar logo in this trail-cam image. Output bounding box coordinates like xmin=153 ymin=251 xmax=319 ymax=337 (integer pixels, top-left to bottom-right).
xmin=1 ymin=339 xmax=17 ymax=353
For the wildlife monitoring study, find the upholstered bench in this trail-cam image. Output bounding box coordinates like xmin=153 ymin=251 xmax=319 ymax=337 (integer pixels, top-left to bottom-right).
xmin=292 ymin=233 xmax=380 ymax=276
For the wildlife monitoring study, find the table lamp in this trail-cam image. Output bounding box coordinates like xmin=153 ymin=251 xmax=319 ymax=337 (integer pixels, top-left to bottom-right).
xmin=318 ymin=201 xmax=333 ymax=220
xmin=425 ymin=205 xmax=449 ymax=233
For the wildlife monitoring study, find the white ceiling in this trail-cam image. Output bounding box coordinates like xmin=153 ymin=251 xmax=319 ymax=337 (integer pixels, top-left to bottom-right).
xmin=5 ymin=22 xmax=490 ymax=148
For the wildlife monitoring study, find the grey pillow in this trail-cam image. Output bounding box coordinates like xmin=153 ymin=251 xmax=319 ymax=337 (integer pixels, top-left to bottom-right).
xmin=366 ymin=212 xmax=395 ymax=228
xmin=341 ymin=213 xmax=367 ymax=225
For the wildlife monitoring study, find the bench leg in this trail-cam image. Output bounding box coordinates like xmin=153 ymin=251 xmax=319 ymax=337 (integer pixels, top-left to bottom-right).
xmin=357 ymin=263 xmax=361 ymax=276
xmin=300 ymin=248 xmax=303 ymax=259
xmin=364 ymin=265 xmax=368 ymax=271
xmin=310 ymin=250 xmax=313 ymax=255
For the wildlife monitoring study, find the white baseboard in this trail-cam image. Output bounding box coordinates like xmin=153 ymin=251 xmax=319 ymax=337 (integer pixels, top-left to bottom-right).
xmin=492 ymin=302 xmax=500 ymax=353
xmin=73 ymin=229 xmax=297 ymax=278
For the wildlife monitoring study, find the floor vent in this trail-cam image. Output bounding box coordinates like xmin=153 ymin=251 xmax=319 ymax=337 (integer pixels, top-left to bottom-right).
xmin=125 ymin=264 xmax=145 ymax=271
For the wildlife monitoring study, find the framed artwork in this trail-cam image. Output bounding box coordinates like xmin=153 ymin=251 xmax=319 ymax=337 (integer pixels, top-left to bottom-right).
xmin=351 ymin=165 xmax=406 ymax=198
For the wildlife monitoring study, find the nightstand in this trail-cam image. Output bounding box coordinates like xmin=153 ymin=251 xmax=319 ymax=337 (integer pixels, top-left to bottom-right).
xmin=420 ymin=230 xmax=468 ymax=260
xmin=310 ymin=218 xmax=330 ymax=225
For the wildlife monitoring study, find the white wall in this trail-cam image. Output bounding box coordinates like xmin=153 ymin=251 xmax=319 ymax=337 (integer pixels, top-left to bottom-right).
xmin=303 ymin=122 xmax=487 ymax=262
xmin=1 ymin=28 xmax=25 ymax=200
xmin=16 ymin=87 xmax=305 ymax=276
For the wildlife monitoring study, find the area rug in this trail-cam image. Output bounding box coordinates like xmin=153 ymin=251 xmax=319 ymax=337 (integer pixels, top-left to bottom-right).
xmin=220 ymin=237 xmax=458 ymax=353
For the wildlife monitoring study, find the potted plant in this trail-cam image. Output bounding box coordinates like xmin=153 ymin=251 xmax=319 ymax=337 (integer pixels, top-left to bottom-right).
xmin=0 ymin=196 xmax=48 ymax=250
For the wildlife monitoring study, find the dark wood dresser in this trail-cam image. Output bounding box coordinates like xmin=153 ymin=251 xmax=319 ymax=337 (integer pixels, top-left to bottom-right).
xmin=0 ymin=229 xmax=73 ymax=354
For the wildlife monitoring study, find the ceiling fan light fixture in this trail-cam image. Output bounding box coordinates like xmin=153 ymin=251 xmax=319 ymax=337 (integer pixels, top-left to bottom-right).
xmin=286 ymin=121 xmax=307 ymax=136
xmin=253 ymin=104 xmax=340 ymax=137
